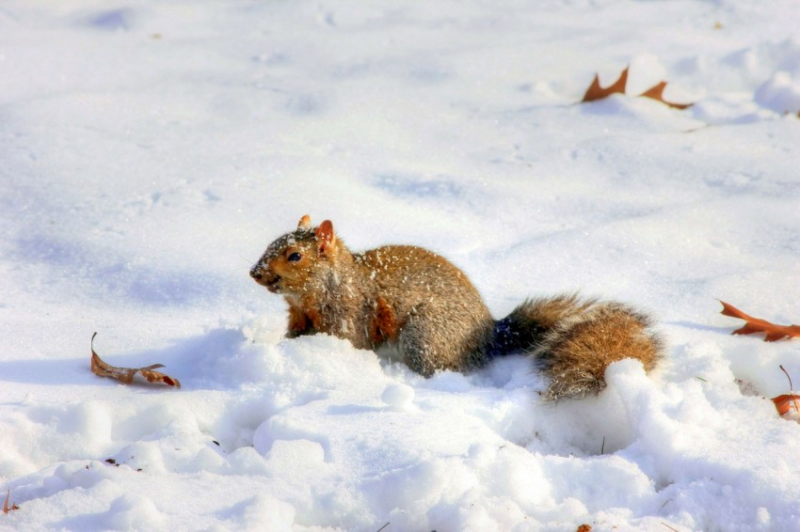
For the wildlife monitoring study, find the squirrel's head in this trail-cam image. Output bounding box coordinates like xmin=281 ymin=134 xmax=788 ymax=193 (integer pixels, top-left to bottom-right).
xmin=250 ymin=215 xmax=340 ymax=296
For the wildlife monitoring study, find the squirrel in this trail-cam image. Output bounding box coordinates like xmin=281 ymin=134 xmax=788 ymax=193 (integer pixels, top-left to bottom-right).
xmin=250 ymin=215 xmax=663 ymax=400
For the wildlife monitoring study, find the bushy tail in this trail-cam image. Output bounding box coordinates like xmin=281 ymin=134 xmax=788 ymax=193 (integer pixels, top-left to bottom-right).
xmin=490 ymin=294 xmax=663 ymax=401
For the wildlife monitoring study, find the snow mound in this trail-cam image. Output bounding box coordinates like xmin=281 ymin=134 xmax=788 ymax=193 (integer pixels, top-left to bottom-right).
xmin=755 ymin=72 xmax=800 ymax=114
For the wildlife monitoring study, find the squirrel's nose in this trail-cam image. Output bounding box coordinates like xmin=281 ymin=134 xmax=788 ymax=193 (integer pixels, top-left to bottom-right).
xmin=250 ymin=267 xmax=263 ymax=280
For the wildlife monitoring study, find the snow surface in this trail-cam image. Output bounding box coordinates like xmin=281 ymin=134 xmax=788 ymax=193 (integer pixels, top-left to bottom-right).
xmin=2 ymin=1 xmax=800 ymax=530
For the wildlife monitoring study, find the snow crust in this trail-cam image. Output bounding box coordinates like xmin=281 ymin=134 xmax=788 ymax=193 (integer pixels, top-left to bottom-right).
xmin=2 ymin=1 xmax=800 ymax=530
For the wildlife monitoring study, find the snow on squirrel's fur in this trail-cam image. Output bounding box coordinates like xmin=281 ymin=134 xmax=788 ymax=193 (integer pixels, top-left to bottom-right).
xmin=2 ymin=1 xmax=800 ymax=530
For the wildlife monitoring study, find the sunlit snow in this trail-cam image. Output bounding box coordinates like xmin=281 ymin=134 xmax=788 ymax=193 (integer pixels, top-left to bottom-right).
xmin=2 ymin=1 xmax=800 ymax=530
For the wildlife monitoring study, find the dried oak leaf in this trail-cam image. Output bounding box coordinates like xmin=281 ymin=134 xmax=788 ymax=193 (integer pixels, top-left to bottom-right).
xmin=639 ymin=81 xmax=693 ymax=109
xmin=772 ymin=394 xmax=800 ymax=418
xmin=3 ymin=491 xmax=19 ymax=514
xmin=581 ymin=65 xmax=692 ymax=109
xmin=719 ymin=301 xmax=800 ymax=341
xmin=582 ymin=67 xmax=628 ymax=102
xmin=773 ymin=365 xmax=800 ymax=422
xmin=90 ymin=333 xmax=181 ymax=389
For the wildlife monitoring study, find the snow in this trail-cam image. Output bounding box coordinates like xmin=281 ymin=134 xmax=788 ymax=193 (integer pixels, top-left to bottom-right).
xmin=2 ymin=0 xmax=800 ymax=530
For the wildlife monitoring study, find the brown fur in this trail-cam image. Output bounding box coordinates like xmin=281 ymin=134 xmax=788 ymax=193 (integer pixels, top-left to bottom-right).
xmin=370 ymin=297 xmax=399 ymax=344
xmin=251 ymin=216 xmax=663 ymax=400
xmin=518 ymin=295 xmax=662 ymax=400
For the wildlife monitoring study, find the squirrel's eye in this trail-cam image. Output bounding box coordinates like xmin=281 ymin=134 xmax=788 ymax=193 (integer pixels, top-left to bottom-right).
xmin=287 ymin=252 xmax=302 ymax=263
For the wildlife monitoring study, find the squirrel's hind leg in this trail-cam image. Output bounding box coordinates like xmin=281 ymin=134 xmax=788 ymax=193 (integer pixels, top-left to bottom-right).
xmin=396 ymin=309 xmax=462 ymax=377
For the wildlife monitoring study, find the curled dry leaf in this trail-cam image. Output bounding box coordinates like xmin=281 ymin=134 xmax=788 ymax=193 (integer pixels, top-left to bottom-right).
xmin=773 ymin=365 xmax=800 ymax=422
xmin=90 ymin=333 xmax=181 ymax=389
xmin=719 ymin=301 xmax=800 ymax=342
xmin=639 ymin=81 xmax=693 ymax=109
xmin=3 ymin=491 xmax=19 ymax=514
xmin=772 ymin=394 xmax=800 ymax=419
xmin=582 ymin=67 xmax=628 ymax=102
xmin=581 ymin=65 xmax=692 ymax=109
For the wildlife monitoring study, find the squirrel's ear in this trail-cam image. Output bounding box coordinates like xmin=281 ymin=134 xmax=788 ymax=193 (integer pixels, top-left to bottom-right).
xmin=315 ymin=220 xmax=337 ymax=256
xmin=297 ymin=214 xmax=312 ymax=230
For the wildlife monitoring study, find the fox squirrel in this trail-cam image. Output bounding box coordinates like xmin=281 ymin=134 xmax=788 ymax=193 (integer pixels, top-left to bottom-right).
xmin=250 ymin=215 xmax=663 ymax=400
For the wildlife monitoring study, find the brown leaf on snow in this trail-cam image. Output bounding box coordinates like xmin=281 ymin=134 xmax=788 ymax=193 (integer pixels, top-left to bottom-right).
xmin=639 ymin=81 xmax=693 ymax=109
xmin=772 ymin=394 xmax=800 ymax=417
xmin=3 ymin=491 xmax=19 ymax=514
xmin=719 ymin=301 xmax=800 ymax=341
xmin=90 ymin=333 xmax=181 ymax=389
xmin=582 ymin=67 xmax=628 ymax=102
xmin=773 ymin=365 xmax=800 ymax=422
xmin=581 ymin=65 xmax=693 ymax=109
xmin=576 ymin=525 xmax=592 ymax=532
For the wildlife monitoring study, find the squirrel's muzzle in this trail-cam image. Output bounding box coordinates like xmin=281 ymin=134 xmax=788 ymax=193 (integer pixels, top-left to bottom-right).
xmin=250 ymin=265 xmax=282 ymax=293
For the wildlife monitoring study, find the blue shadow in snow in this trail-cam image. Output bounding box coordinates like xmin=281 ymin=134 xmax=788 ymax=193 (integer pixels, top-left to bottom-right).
xmin=373 ymin=174 xmax=463 ymax=200
xmin=0 ymin=328 xmax=247 ymax=391
xmin=14 ymin=234 xmax=222 ymax=307
xmin=85 ymin=9 xmax=135 ymax=31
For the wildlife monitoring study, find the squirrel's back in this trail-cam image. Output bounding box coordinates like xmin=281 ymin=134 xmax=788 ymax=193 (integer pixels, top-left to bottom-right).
xmin=357 ymin=245 xmax=495 ymax=375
